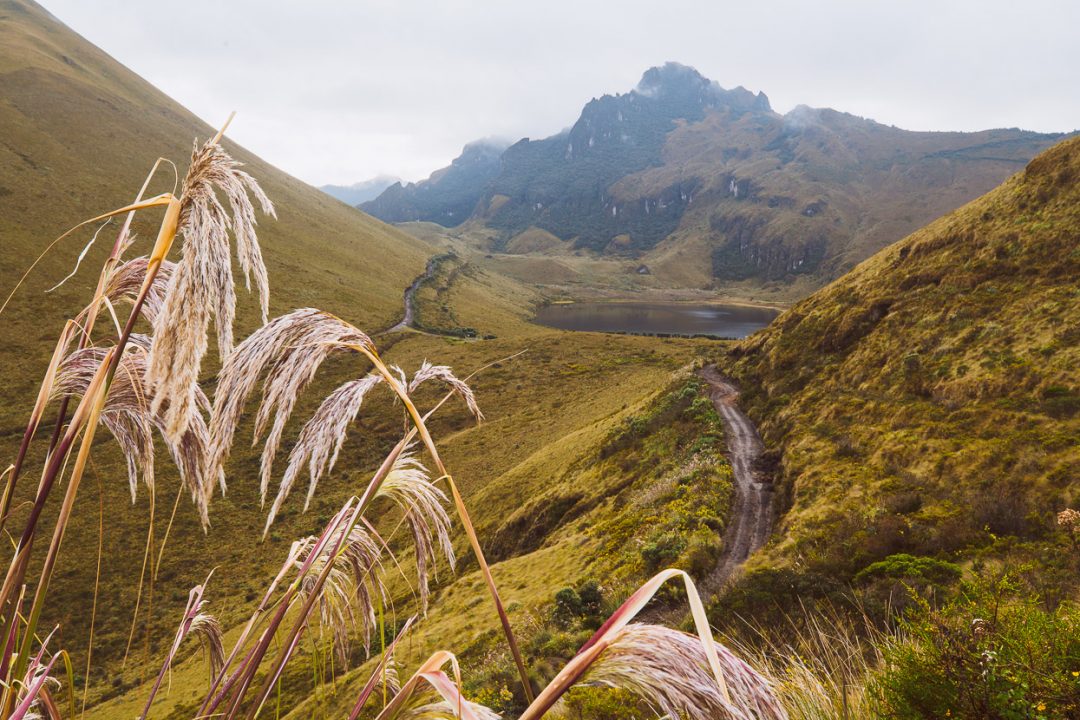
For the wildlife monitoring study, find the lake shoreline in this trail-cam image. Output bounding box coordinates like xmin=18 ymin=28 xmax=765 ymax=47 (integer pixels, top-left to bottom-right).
xmin=543 ymin=296 xmax=790 ymax=312
xmin=534 ymin=300 xmax=782 ymax=339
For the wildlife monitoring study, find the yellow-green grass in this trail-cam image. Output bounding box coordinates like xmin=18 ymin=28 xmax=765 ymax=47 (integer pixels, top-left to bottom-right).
xmin=82 ymin=327 xmax=725 ymax=718
xmin=0 ymin=110 xmax=724 ymax=712
xmin=0 ymin=0 xmax=434 ymax=428
xmin=723 ymin=136 xmax=1080 ymax=594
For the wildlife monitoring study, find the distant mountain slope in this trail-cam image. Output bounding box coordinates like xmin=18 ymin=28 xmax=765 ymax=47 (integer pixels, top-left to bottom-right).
xmin=725 ymin=135 xmax=1080 ymax=592
xmin=360 ymin=139 xmax=508 ymax=225
xmin=0 ymin=0 xmax=433 ymax=397
xmin=366 ymin=62 xmax=1069 ymax=292
xmin=319 ymin=174 xmax=399 ymax=205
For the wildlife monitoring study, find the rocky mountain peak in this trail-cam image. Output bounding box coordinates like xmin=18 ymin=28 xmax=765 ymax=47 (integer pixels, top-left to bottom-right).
xmin=634 ymin=62 xmax=771 ymax=113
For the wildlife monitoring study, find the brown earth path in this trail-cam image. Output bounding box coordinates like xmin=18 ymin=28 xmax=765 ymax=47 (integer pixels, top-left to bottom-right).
xmin=700 ymin=364 xmax=774 ymax=590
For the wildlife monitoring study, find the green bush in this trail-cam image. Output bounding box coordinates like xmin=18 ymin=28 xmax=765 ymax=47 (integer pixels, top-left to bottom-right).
xmin=640 ymin=531 xmax=687 ymax=571
xmin=874 ymin=573 xmax=1080 ymax=719
xmin=855 ymin=554 xmax=963 ymax=619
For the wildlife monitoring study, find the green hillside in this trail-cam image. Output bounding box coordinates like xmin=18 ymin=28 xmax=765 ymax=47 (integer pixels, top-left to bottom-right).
xmin=722 ymin=135 xmax=1080 ymax=610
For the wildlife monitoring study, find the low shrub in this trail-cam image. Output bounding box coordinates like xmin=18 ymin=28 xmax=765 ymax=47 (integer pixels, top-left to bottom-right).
xmin=874 ymin=573 xmax=1080 ymax=719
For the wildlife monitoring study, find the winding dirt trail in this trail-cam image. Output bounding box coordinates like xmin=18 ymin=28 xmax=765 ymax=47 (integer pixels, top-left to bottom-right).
xmin=700 ymin=365 xmax=774 ymax=590
xmin=387 ymin=256 xmax=440 ymax=333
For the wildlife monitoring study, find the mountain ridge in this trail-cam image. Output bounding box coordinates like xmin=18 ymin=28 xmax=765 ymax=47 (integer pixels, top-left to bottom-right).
xmin=359 ymin=138 xmax=509 ymax=225
xmin=362 ymin=62 xmax=1070 ymax=294
xmin=319 ymin=174 xmax=400 ymax=205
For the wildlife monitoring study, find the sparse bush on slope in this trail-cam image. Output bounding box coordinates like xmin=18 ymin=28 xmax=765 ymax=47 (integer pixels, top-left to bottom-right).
xmin=874 ymin=572 xmax=1080 ymax=719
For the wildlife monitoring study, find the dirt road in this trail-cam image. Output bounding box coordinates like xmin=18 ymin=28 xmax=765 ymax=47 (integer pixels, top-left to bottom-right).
xmin=386 ymin=256 xmax=440 ymax=333
xmin=700 ymin=365 xmax=774 ymax=589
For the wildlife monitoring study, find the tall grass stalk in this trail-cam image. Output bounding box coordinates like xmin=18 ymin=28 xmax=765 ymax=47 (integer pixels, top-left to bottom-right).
xmin=727 ymin=606 xmax=884 ymax=719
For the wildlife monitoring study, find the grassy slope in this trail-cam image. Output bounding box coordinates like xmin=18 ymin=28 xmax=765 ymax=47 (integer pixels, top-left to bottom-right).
xmin=634 ymin=109 xmax=1068 ymax=289
xmin=0 ymin=3 xmax=732 ymax=716
xmin=725 ymin=136 xmax=1080 ymax=592
xmin=0 ymin=0 xmax=434 ymax=416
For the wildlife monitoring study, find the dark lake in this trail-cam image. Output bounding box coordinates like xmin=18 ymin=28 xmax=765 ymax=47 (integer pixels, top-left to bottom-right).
xmin=534 ymin=301 xmax=781 ymax=339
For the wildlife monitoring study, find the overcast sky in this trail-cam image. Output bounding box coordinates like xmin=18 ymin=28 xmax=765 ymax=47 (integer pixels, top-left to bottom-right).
xmin=42 ymin=0 xmax=1080 ymax=186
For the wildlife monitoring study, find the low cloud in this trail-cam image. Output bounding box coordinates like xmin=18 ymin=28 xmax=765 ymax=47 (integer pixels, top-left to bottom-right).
xmin=42 ymin=0 xmax=1080 ymax=185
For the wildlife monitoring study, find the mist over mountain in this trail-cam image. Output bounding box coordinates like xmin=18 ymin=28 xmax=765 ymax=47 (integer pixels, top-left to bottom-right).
xmin=359 ymin=138 xmax=510 ymax=226
xmin=319 ymin=174 xmax=400 ymax=205
xmin=363 ymin=62 xmax=1069 ymax=291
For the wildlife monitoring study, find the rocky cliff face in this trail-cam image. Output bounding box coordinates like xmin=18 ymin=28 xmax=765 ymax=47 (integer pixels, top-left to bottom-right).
xmin=362 ymin=63 xmax=1070 ymax=290
xmin=360 ymin=139 xmax=507 ymax=225
xmin=479 ymin=63 xmax=776 ymax=253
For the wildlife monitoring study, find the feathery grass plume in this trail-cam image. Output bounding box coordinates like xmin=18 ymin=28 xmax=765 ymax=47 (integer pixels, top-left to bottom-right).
xmin=147 ymin=138 xmax=275 ymax=443
xmin=188 ymin=610 xmax=226 ymax=679
xmin=269 ymin=374 xmax=385 ymax=527
xmin=572 ymin=623 xmax=787 ymax=720
xmin=408 ymin=361 xmax=484 ymax=422
xmin=208 ymin=308 xmax=373 ymax=502
xmin=291 ymin=520 xmax=385 ymax=662
xmin=286 ymin=450 xmax=454 ymax=654
xmin=52 ymin=336 xmax=220 ymax=527
xmin=90 ymin=255 xmax=177 ymax=326
xmin=375 ymin=452 xmax=455 ymax=610
xmin=224 ymin=501 xmax=371 ymax=717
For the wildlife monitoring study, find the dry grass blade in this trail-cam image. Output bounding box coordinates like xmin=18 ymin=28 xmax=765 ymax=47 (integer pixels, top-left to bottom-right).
xmin=576 ymin=623 xmax=787 ymax=720
xmin=0 ymin=192 xmax=177 ymax=320
xmin=208 ymin=308 xmax=373 ymax=502
xmin=373 ymin=651 xmax=493 ymax=720
xmin=147 ymin=137 xmax=275 ymax=443
xmin=521 ymin=569 xmax=761 ymax=720
xmin=408 ymin=361 xmax=483 ymax=422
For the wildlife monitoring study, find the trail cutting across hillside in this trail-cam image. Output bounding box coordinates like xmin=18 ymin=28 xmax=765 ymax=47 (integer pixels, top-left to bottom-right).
xmin=700 ymin=365 xmax=774 ymax=590
xmin=387 ymin=255 xmax=441 ymax=333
